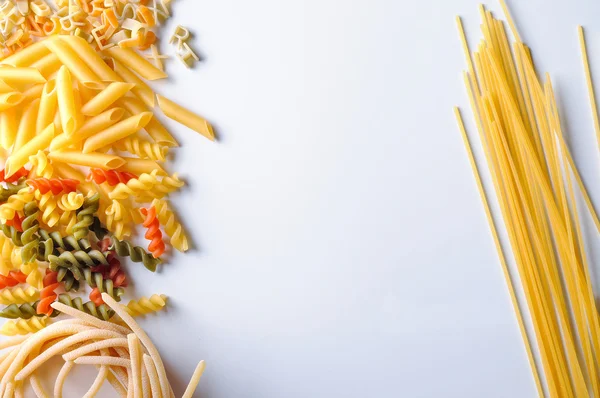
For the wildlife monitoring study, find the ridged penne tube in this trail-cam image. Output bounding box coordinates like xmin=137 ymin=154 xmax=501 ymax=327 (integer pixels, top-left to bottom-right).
xmin=59 ymin=35 xmax=120 ymax=81
xmin=37 ymin=79 xmax=57 ymax=134
xmin=44 ymin=36 xmax=99 ymax=83
xmin=105 ymin=47 xmax=167 ymax=81
xmin=13 ymin=98 xmax=40 ymax=152
xmin=0 ymin=92 xmax=23 ymax=112
xmin=118 ymin=158 xmax=165 ymax=176
xmin=56 ymin=66 xmax=78 ymax=136
xmin=83 ymin=112 xmax=153 ymax=153
xmin=50 ymin=107 xmax=125 ymax=151
xmin=110 ymin=59 xmax=155 ymax=108
xmin=157 ymin=95 xmax=215 ymax=141
xmin=7 ymin=124 xmax=55 ymax=177
xmin=1 ymin=41 xmax=50 ymax=67
xmin=81 ymin=82 xmax=135 ymax=116
xmin=30 ymin=53 xmax=62 ymax=79
xmin=118 ymin=96 xmax=178 ymax=147
xmin=48 ymin=151 xmax=125 ymax=170
xmin=21 ymin=84 xmax=43 ymax=101
xmin=0 ymin=67 xmax=46 ymax=84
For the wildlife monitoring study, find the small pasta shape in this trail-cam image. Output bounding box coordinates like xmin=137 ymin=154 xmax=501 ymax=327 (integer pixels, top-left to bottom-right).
xmin=26 ymin=178 xmax=80 ymax=195
xmin=73 ymin=193 xmax=100 ymax=240
xmin=48 ymin=249 xmax=109 ymax=269
xmin=0 ymin=302 xmax=57 ymax=319
xmin=87 ymin=168 xmax=137 ymax=186
xmin=34 ymin=191 xmax=60 ymax=227
xmin=123 ymin=294 xmax=168 ymax=317
xmin=57 ymin=192 xmax=85 ymax=211
xmin=111 ymin=237 xmax=161 ymax=272
xmin=0 ymin=222 xmax=23 ymax=247
xmin=37 ymin=270 xmax=59 ymax=316
xmin=19 ymin=262 xmax=43 ymax=290
xmin=105 ymin=199 xmax=132 ymax=239
xmin=152 ymin=199 xmax=189 ymax=252
xmin=57 ymin=293 xmax=114 ymax=321
xmin=141 ymin=206 xmax=165 ymax=258
xmin=0 ymin=270 xmax=27 ymax=288
xmin=0 ymin=316 xmax=48 ymax=336
xmin=29 ymin=150 xmax=54 ymax=179
xmin=0 ymin=181 xmax=27 ymax=203
xmin=0 ymin=286 xmax=40 ymax=305
xmin=0 ymin=167 xmax=29 ymax=183
xmin=113 ymin=136 xmax=168 ymax=161
xmin=108 ymin=170 xmax=183 ymax=201
xmin=0 ymin=234 xmax=16 ymax=275
xmin=0 ymin=188 xmax=34 ymax=221
xmin=58 ymin=211 xmax=78 ymax=235
xmin=20 ymin=202 xmax=40 ymax=263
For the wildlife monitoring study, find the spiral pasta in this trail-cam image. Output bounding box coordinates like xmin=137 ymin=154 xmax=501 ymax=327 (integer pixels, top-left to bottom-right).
xmin=113 ymin=136 xmax=168 ymax=161
xmin=48 ymin=249 xmax=109 ymax=270
xmin=0 ymin=302 xmax=58 ymax=319
xmin=0 ymin=286 xmax=40 ymax=305
xmin=123 ymin=294 xmax=168 ymax=317
xmin=141 ymin=206 xmax=165 ymax=258
xmin=38 ymin=229 xmax=91 ymax=253
xmin=87 ymin=168 xmax=138 ymax=186
xmin=55 ymin=268 xmax=80 ymax=292
xmin=34 ymin=191 xmax=60 ymax=227
xmin=81 ymin=268 xmax=124 ymax=301
xmin=19 ymin=262 xmax=43 ymax=290
xmin=58 ymin=211 xmax=78 ymax=235
xmin=152 ymin=199 xmax=189 ymax=252
xmin=73 ymin=193 xmax=100 ymax=240
xmin=0 ymin=271 xmax=27 ymax=289
xmin=5 ymin=212 xmax=23 ymax=232
xmin=56 ymin=293 xmax=114 ymax=321
xmin=26 ymin=178 xmax=80 ymax=195
xmin=0 ymin=222 xmax=23 ymax=248
xmin=37 ymin=270 xmax=59 ymax=316
xmin=108 ymin=170 xmax=183 ymax=201
xmin=0 ymin=167 xmax=29 ymax=183
xmin=0 ymin=316 xmax=48 ymax=336
xmin=0 ymin=188 xmax=34 ymax=222
xmin=105 ymin=199 xmax=133 ymax=239
xmin=57 ymin=192 xmax=85 ymax=212
xmin=0 ymin=235 xmax=16 ymax=275
xmin=105 ymin=253 xmax=128 ymax=287
xmin=0 ymin=182 xmax=27 ymax=203
xmin=29 ymin=150 xmax=54 ymax=179
xmin=20 ymin=202 xmax=40 ymax=264
xmin=110 ymin=237 xmax=161 ymax=272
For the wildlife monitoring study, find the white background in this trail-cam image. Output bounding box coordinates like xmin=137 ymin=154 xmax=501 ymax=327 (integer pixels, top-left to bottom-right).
xmin=23 ymin=0 xmax=600 ymax=397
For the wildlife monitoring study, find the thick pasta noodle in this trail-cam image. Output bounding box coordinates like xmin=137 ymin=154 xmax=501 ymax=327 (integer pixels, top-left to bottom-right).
xmin=56 ymin=66 xmax=78 ymax=136
xmin=13 ymin=98 xmax=39 ymax=152
xmin=81 ymin=82 xmax=135 ymax=116
xmin=82 ymin=112 xmax=153 ymax=153
xmin=0 ymin=93 xmax=23 ymax=112
xmin=157 ymin=95 xmax=215 ymax=141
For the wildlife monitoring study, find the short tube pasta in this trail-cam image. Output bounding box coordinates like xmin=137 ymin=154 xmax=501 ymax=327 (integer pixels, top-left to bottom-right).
xmin=59 ymin=36 xmax=119 ymax=82
xmin=50 ymin=108 xmax=125 ymax=152
xmin=0 ymin=109 xmax=17 ymax=149
xmin=1 ymin=41 xmax=50 ymax=67
xmin=81 ymin=82 xmax=135 ymax=117
xmin=56 ymin=66 xmax=78 ymax=136
xmin=30 ymin=53 xmax=62 ymax=79
xmin=157 ymin=95 xmax=215 ymax=141
xmin=7 ymin=124 xmax=55 ymax=177
xmin=13 ymin=98 xmax=40 ymax=152
xmin=44 ymin=36 xmax=99 ymax=83
xmin=118 ymin=96 xmax=178 ymax=147
xmin=110 ymin=59 xmax=155 ymax=108
xmin=106 ymin=47 xmax=167 ymax=81
xmin=118 ymin=158 xmax=166 ymax=176
xmin=48 ymin=151 xmax=125 ymax=170
xmin=0 ymin=93 xmax=23 ymax=112
xmin=83 ymin=112 xmax=153 ymax=153
xmin=37 ymin=79 xmax=58 ymax=134
xmin=0 ymin=67 xmax=46 ymax=84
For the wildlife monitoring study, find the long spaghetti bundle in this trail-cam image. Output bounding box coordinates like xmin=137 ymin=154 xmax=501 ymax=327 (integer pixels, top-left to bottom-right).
xmin=455 ymin=2 xmax=600 ymax=397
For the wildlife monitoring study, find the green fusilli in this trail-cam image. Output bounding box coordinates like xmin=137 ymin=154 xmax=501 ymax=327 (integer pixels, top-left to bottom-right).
xmin=110 ymin=237 xmax=160 ymax=272
xmin=73 ymin=193 xmax=100 ymax=240
xmin=0 ymin=302 xmax=59 ymax=319
xmin=20 ymin=203 xmax=40 ymax=263
xmin=56 ymin=294 xmax=114 ymax=321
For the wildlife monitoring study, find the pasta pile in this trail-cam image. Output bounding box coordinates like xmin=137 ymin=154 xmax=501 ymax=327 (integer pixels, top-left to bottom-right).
xmin=0 ymin=293 xmax=205 ymax=397
xmin=455 ymin=2 xmax=600 ymax=397
xmin=0 ymin=0 xmax=214 ymax=395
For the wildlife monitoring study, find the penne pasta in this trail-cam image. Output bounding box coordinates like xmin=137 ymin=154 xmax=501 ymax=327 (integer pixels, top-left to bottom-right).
xmin=7 ymin=123 xmax=55 ymax=176
xmin=105 ymin=47 xmax=167 ymax=81
xmin=83 ymin=112 xmax=152 ymax=153
xmin=1 ymin=41 xmax=50 ymax=67
xmin=59 ymin=35 xmax=120 ymax=82
xmin=50 ymin=107 xmax=125 ymax=151
xmin=37 ymin=79 xmax=57 ymax=134
xmin=110 ymin=59 xmax=155 ymax=107
xmin=0 ymin=81 xmax=16 ymax=93
xmin=56 ymin=65 xmax=78 ymax=136
xmin=0 ymin=67 xmax=46 ymax=84
xmin=0 ymin=92 xmax=24 ymax=112
xmin=14 ymin=98 xmax=40 ymax=152
xmin=48 ymin=150 xmax=125 ymax=170
xmin=30 ymin=52 xmax=62 ymax=79
xmin=118 ymin=157 xmax=165 ymax=176
xmin=0 ymin=109 xmax=17 ymax=149
xmin=118 ymin=96 xmax=178 ymax=147
xmin=157 ymin=95 xmax=215 ymax=141
xmin=44 ymin=36 xmax=99 ymax=83
xmin=22 ymin=84 xmax=44 ymax=101
xmin=81 ymin=82 xmax=134 ymax=116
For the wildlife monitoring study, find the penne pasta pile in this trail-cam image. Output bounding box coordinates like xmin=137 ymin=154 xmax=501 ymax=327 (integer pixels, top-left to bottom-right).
xmin=0 ymin=1 xmax=214 ymax=396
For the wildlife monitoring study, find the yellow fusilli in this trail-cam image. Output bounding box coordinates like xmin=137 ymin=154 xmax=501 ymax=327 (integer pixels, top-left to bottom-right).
xmin=123 ymin=294 xmax=168 ymax=317
xmin=109 ymin=170 xmax=184 ymax=201
xmin=0 ymin=317 xmax=48 ymax=336
xmin=29 ymin=150 xmax=54 ymax=179
xmin=34 ymin=191 xmax=60 ymax=227
xmin=152 ymin=199 xmax=189 ymax=252
xmin=0 ymin=188 xmax=34 ymax=221
xmin=114 ymin=136 xmax=168 ymax=162
xmin=19 ymin=262 xmax=43 ymax=290
xmin=0 ymin=235 xmax=15 ymax=276
xmin=57 ymin=192 xmax=85 ymax=211
xmin=106 ymin=199 xmax=133 ymax=239
xmin=0 ymin=286 xmax=39 ymax=305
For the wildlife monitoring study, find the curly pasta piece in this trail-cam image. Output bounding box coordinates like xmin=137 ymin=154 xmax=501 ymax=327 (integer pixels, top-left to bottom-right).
xmin=0 ymin=189 xmax=34 ymax=222
xmin=37 ymin=270 xmax=59 ymax=316
xmin=0 ymin=271 xmax=27 ymax=288
xmin=56 ymin=294 xmax=114 ymax=321
xmin=0 ymin=287 xmax=40 ymax=305
xmin=58 ymin=211 xmax=78 ymax=235
xmin=123 ymin=295 xmax=167 ymax=317
xmin=87 ymin=168 xmax=137 ymax=186
xmin=141 ymin=207 xmax=165 ymax=258
xmin=29 ymin=150 xmax=54 ymax=179
xmin=34 ymin=191 xmax=60 ymax=228
xmin=19 ymin=262 xmax=43 ymax=290
xmin=0 ymin=302 xmax=58 ymax=319
xmin=5 ymin=212 xmax=23 ymax=232
xmin=57 ymin=192 xmax=85 ymax=212
xmin=38 ymin=229 xmax=91 ymax=253
xmin=105 ymin=199 xmax=133 ymax=239
xmin=113 ymin=137 xmax=168 ymax=161
xmin=73 ymin=193 xmax=100 ymax=240
xmin=0 ymin=222 xmax=23 ymax=248
xmin=20 ymin=203 xmax=40 ymax=264
xmin=49 ymin=250 xmax=109 ymax=270
xmin=91 ymin=217 xmax=109 ymax=240
xmin=110 ymin=238 xmax=160 ymax=272
xmin=108 ymin=170 xmax=183 ymax=201
xmin=0 ymin=235 xmax=16 ymax=275
xmin=26 ymin=178 xmax=80 ymax=195
xmin=0 ymin=181 xmax=27 ymax=203
xmin=0 ymin=167 xmax=28 ymax=183
xmin=151 ymin=199 xmax=189 ymax=252
xmin=0 ymin=317 xmax=48 ymax=336
xmin=81 ymin=268 xmax=124 ymax=301
xmin=55 ymin=268 xmax=80 ymax=292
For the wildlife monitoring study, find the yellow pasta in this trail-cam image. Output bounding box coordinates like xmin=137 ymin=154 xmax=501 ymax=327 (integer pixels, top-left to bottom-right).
xmin=83 ymin=112 xmax=152 ymax=153
xmin=30 ymin=52 xmax=62 ymax=79
xmin=1 ymin=41 xmax=50 ymax=67
xmin=0 ymin=92 xmax=23 ymax=112
xmin=157 ymin=95 xmax=215 ymax=141
xmin=0 ymin=67 xmax=46 ymax=84
xmin=0 ymin=188 xmax=34 ymax=221
xmin=0 ymin=109 xmax=18 ymax=150
xmin=6 ymin=124 xmax=55 ymax=176
xmin=105 ymin=46 xmax=167 ymax=81
xmin=48 ymin=150 xmax=125 ymax=170
xmin=50 ymin=107 xmax=125 ymax=151
xmin=44 ymin=36 xmax=98 ymax=83
xmin=56 ymin=65 xmax=78 ymax=135
xmin=152 ymin=199 xmax=189 ymax=252
xmin=118 ymin=157 xmax=166 ymax=176
xmin=113 ymin=135 xmax=168 ymax=161
xmin=0 ymin=286 xmax=39 ymax=305
xmin=36 ymin=79 xmax=57 ymax=133
xmin=110 ymin=59 xmax=156 ymax=108
xmin=22 ymin=84 xmax=44 ymax=101
xmin=0 ymin=317 xmax=48 ymax=336
xmin=13 ymin=98 xmax=39 ymax=152
xmin=35 ymin=190 xmax=59 ymax=227
xmin=59 ymin=35 xmax=119 ymax=81
xmin=118 ymin=96 xmax=178 ymax=146
xmin=81 ymin=82 xmax=135 ymax=117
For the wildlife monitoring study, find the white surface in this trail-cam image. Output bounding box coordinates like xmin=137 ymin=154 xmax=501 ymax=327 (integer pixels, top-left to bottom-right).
xmin=15 ymin=0 xmax=600 ymax=397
